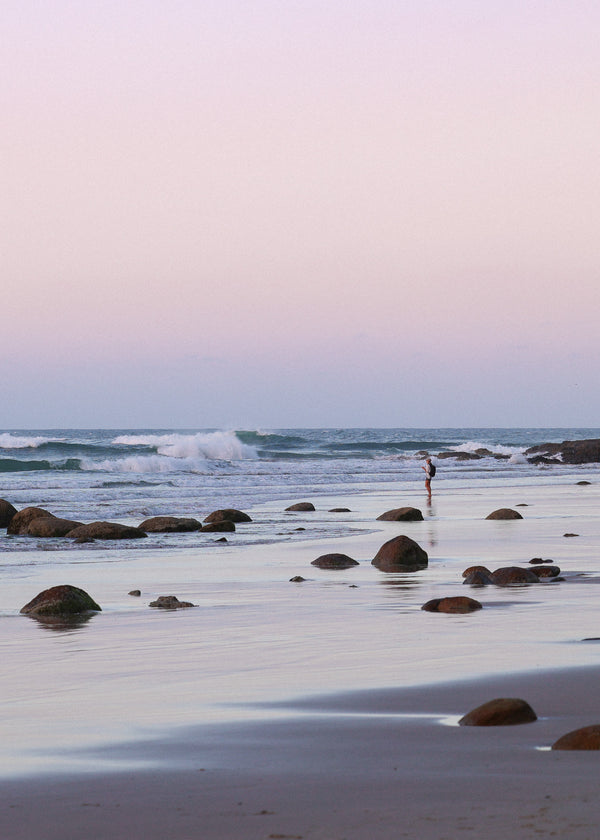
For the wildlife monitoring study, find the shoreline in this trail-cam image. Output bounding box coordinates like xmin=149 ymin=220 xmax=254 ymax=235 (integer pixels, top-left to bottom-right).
xmin=3 ymin=663 xmax=600 ymax=839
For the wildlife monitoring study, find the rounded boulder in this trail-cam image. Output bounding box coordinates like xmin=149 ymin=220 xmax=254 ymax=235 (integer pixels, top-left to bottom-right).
xmin=372 ymin=535 xmax=428 ymax=572
xmin=0 ymin=499 xmax=17 ymax=528
xmin=285 ymin=502 xmax=316 ymax=512
xmin=66 ymin=521 xmax=147 ymax=540
xmin=491 ymin=566 xmax=540 ymax=585
xmin=552 ymin=725 xmax=600 ymax=750
xmin=7 ymin=507 xmax=56 ymax=535
xmin=376 ymin=507 xmax=424 ymax=522
xmin=311 ymin=553 xmax=358 ymax=570
xmin=20 ymin=585 xmax=101 ymax=616
xmin=203 ymin=509 xmax=252 ymax=524
xmin=139 ymin=516 xmax=202 ymax=533
xmin=422 ymin=596 xmax=482 ymax=614
xmin=486 ymin=508 xmax=523 ymax=520
xmin=459 ymin=698 xmax=537 ymax=726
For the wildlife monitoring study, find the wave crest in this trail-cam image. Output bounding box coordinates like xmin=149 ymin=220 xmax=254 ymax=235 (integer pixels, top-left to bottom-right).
xmin=0 ymin=433 xmax=56 ymax=450
xmin=111 ymin=431 xmax=258 ymax=461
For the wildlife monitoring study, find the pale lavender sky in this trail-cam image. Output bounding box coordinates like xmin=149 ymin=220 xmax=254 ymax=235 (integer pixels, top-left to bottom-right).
xmin=3 ymin=1 xmax=599 ymax=428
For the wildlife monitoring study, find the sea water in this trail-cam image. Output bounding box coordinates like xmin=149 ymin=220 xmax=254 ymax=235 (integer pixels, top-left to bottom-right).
xmin=1 ymin=428 xmax=600 ymax=776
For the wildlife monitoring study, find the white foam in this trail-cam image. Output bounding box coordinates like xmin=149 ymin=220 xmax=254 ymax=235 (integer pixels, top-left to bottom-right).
xmin=453 ymin=440 xmax=525 ymax=458
xmin=0 ymin=434 xmax=53 ymax=449
xmin=111 ymin=431 xmax=258 ymax=461
xmin=81 ymin=454 xmax=215 ymax=474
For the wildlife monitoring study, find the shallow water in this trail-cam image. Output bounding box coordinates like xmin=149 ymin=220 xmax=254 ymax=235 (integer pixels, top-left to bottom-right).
xmin=2 ymin=472 xmax=600 ymax=777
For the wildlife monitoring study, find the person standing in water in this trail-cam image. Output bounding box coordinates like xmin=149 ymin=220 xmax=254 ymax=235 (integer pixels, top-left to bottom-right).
xmin=422 ymin=457 xmax=436 ymax=498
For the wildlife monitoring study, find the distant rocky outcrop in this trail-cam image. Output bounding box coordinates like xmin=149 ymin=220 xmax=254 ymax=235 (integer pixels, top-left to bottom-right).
xmin=459 ymin=698 xmax=537 ymax=726
xmin=139 ymin=516 xmax=202 ymax=533
xmin=422 ymin=596 xmax=482 ymax=614
xmin=20 ymin=584 xmax=101 ymax=616
xmin=525 ymin=438 xmax=600 ymax=464
xmin=376 ymin=507 xmax=424 ymax=522
xmin=311 ymin=553 xmax=358 ymax=569
xmin=485 ymin=508 xmax=523 ymax=520
xmin=372 ymin=535 xmax=428 ymax=572
xmin=7 ymin=507 xmax=56 ymax=535
xmin=66 ymin=522 xmax=147 ymax=540
xmin=0 ymin=499 xmax=17 ymax=528
xmin=203 ymin=509 xmax=252 ymax=523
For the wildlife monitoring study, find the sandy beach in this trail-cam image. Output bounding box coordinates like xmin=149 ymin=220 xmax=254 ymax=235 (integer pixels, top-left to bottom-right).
xmin=2 ymin=435 xmax=600 ymax=839
xmin=3 ymin=665 xmax=600 ymax=840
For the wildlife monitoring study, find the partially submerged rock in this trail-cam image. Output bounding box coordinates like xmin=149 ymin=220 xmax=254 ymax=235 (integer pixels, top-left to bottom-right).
xmin=290 ymin=575 xmax=306 ymax=582
xmin=285 ymin=502 xmax=316 ymax=512
xmin=20 ymin=585 xmax=101 ymax=616
xmin=66 ymin=522 xmax=147 ymax=540
xmin=203 ymin=508 xmax=252 ymax=523
xmin=422 ymin=597 xmax=482 ymax=614
xmin=149 ymin=595 xmax=196 ymax=609
xmin=529 ymin=565 xmax=561 ymax=579
xmin=311 ymin=553 xmax=358 ymax=569
xmin=462 ymin=565 xmax=492 ymax=578
xmin=552 ymin=725 xmax=600 ymax=750
xmin=463 ymin=569 xmax=495 ymax=586
xmin=486 ymin=508 xmax=523 ymax=520
xmin=329 ymin=508 xmax=351 ymax=513
xmin=376 ymin=507 xmax=424 ymax=522
xmin=7 ymin=507 xmax=56 ymax=535
xmin=491 ymin=566 xmax=540 ymax=585
xmin=26 ymin=517 xmax=83 ymax=537
xmin=459 ymin=698 xmax=537 ymax=726
xmin=201 ymin=520 xmax=235 ymax=532
xmin=372 ymin=535 xmax=428 ymax=572
xmin=139 ymin=516 xmax=202 ymax=532
xmin=0 ymin=498 xmax=17 ymax=528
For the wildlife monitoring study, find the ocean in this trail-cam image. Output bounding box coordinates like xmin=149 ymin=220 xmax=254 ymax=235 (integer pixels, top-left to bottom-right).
xmin=2 ymin=427 xmax=599 ymax=533
xmin=2 ymin=427 xmax=600 ymax=777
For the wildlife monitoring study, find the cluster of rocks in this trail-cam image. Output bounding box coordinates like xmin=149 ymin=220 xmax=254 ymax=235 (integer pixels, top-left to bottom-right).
xmin=0 ymin=501 xmax=253 ymax=541
xmin=458 ymin=697 xmax=600 ymax=750
xmin=417 ymin=437 xmax=600 ymax=466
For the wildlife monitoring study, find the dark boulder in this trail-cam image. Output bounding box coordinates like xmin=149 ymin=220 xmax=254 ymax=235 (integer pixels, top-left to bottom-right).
xmin=491 ymin=566 xmax=540 ymax=585
xmin=329 ymin=508 xmax=351 ymax=513
xmin=203 ymin=508 xmax=252 ymax=523
xmin=66 ymin=521 xmax=147 ymax=540
xmin=462 ymin=565 xmax=492 ymax=578
xmin=290 ymin=575 xmax=306 ymax=582
xmin=463 ymin=569 xmax=495 ymax=586
xmin=529 ymin=565 xmax=561 ymax=579
xmin=26 ymin=517 xmax=83 ymax=537
xmin=129 ymin=589 xmax=141 ymax=596
xmin=372 ymin=535 xmax=428 ymax=572
xmin=577 ymin=480 xmax=592 ymax=485
xmin=201 ymin=520 xmax=235 ymax=532
xmin=376 ymin=507 xmax=424 ymax=522
xmin=0 ymin=499 xmax=17 ymax=528
xmin=422 ymin=596 xmax=482 ymax=614
xmin=459 ymin=698 xmax=537 ymax=726
xmin=20 ymin=584 xmax=101 ymax=616
xmin=485 ymin=508 xmax=523 ymax=520
xmin=552 ymin=725 xmax=600 ymax=750
xmin=149 ymin=595 xmax=196 ymax=609
xmin=7 ymin=507 xmax=56 ymax=535
xmin=139 ymin=516 xmax=202 ymax=533
xmin=285 ymin=502 xmax=316 ymax=512
xmin=311 ymin=553 xmax=358 ymax=569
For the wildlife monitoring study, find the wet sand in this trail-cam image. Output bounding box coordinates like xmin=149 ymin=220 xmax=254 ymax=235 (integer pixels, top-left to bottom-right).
xmin=3 ymin=479 xmax=600 ymax=838
xmin=3 ymin=665 xmax=600 ymax=840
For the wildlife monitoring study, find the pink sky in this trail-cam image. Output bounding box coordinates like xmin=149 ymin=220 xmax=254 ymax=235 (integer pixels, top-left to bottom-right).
xmin=3 ymin=1 xmax=599 ymax=427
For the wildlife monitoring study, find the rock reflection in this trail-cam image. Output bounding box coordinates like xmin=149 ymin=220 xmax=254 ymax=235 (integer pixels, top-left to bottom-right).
xmin=27 ymin=612 xmax=96 ymax=632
